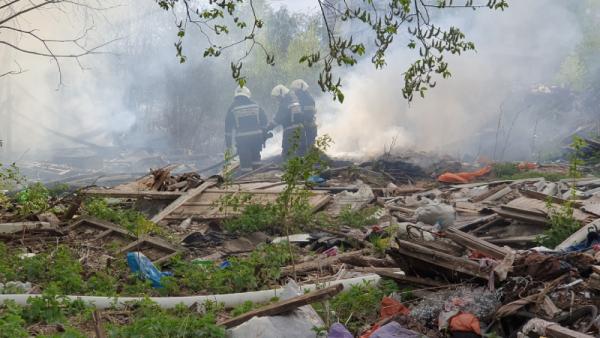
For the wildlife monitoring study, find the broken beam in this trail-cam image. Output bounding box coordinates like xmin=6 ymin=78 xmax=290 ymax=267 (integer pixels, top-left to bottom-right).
xmin=150 ymin=179 xmax=217 ymax=224
xmin=445 ymin=227 xmax=508 ymax=259
xmin=218 ymin=284 xmax=343 ymax=328
xmin=393 ymin=238 xmax=489 ymax=280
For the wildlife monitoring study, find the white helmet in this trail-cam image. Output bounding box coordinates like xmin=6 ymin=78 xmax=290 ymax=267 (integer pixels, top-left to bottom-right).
xmin=234 ymin=86 xmax=251 ymax=98
xmin=271 ymin=84 xmax=289 ymax=97
xmin=290 ymin=79 xmax=309 ymax=91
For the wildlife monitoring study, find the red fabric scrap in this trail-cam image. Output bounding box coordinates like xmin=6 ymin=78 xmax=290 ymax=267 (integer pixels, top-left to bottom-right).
xmin=449 ymin=312 xmax=481 ymax=335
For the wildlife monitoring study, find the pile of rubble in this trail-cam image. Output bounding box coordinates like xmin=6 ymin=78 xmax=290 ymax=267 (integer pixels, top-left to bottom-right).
xmin=1 ymin=156 xmax=600 ymax=337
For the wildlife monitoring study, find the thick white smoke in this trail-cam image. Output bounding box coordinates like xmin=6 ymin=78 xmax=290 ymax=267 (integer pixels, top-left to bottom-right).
xmin=317 ymin=0 xmax=581 ymax=160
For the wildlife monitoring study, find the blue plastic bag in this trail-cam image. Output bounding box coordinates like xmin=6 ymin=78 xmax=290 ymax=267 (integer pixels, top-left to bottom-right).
xmin=127 ymin=252 xmax=173 ymax=288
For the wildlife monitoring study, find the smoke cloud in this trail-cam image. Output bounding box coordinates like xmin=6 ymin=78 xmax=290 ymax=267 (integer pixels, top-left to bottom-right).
xmin=318 ymin=0 xmax=582 ymax=161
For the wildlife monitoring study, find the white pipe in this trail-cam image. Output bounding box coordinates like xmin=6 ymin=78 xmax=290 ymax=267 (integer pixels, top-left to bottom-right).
xmin=0 ymin=274 xmax=380 ymax=309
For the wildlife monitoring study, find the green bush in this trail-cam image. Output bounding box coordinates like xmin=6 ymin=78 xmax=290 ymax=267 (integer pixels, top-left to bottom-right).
xmin=15 ymin=182 xmax=50 ymax=217
xmin=338 ymin=206 xmax=378 ymax=228
xmin=82 ymin=198 xmax=161 ymax=237
xmin=224 ymin=203 xmax=279 ymax=234
xmin=536 ymin=200 xmax=581 ymax=248
xmin=319 ymin=280 xmax=398 ymax=335
xmin=106 ymin=299 xmax=224 ymax=338
xmin=172 ymin=243 xmax=292 ymax=294
xmin=0 ymin=301 xmax=28 ymax=338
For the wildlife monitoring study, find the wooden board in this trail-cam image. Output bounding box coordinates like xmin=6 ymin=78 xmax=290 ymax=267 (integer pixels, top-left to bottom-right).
xmin=150 ymin=179 xmax=218 ymax=223
xmin=506 ymin=197 xmax=592 ymax=223
xmin=218 ymin=284 xmax=343 ymax=328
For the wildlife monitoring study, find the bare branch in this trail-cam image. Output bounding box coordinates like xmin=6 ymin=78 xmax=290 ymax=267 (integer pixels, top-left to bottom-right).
xmin=0 ymin=0 xmax=57 ymax=25
xmin=0 ymin=60 xmax=26 ymax=78
xmin=0 ymin=0 xmax=22 ymax=11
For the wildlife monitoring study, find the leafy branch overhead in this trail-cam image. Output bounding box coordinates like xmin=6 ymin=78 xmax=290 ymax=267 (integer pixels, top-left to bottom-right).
xmin=156 ymin=0 xmax=508 ymax=102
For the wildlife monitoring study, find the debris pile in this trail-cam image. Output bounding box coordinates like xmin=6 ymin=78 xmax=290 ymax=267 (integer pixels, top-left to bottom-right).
xmin=1 ymin=155 xmax=600 ymax=337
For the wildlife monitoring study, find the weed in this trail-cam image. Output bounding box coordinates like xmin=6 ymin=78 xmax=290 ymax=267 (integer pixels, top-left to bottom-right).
xmin=230 ymin=300 xmax=255 ymax=316
xmin=24 ymin=286 xmax=88 ymax=324
xmin=536 ymin=199 xmax=580 ymax=248
xmin=224 ymin=203 xmax=279 ymax=234
xmin=48 ymin=246 xmax=85 ymax=294
xmin=491 ymin=162 xmax=519 ymax=178
xmin=369 ymin=235 xmax=391 ymax=256
xmin=492 ymin=163 xmax=568 ymax=182
xmin=86 ymin=272 xmax=119 ymax=296
xmin=338 ymin=206 xmax=378 ymax=228
xmin=47 ymin=183 xmax=71 ymax=198
xmin=106 ymin=299 xmax=225 ymax=338
xmin=316 ymin=280 xmax=398 ymax=335
xmin=15 ymin=182 xmax=50 ymax=217
xmin=82 ymin=198 xmax=163 ymax=237
xmin=171 ymin=243 xmax=292 ymax=294
xmin=537 ymin=136 xmax=586 ymax=248
xmin=38 ymin=327 xmax=88 ymax=338
xmin=0 ymin=163 xmax=23 ymax=190
xmin=0 ymin=301 xmax=28 ymax=338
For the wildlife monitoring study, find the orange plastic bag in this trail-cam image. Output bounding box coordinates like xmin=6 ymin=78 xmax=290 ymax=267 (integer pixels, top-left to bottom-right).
xmin=438 ymin=166 xmax=492 ymax=184
xmin=449 ymin=312 xmax=481 ymax=334
xmin=380 ymin=297 xmax=410 ymax=318
xmin=360 ymin=297 xmax=410 ymax=338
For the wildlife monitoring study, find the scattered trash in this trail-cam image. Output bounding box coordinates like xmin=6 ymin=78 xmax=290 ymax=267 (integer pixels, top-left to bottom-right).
xmin=437 ymin=166 xmax=492 ymax=184
xmin=127 ymin=252 xmax=173 ymax=288
xmin=328 ymin=323 xmax=353 ymax=338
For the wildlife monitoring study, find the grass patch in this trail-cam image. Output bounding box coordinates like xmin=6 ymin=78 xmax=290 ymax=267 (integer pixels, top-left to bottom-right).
xmin=314 ymin=279 xmax=399 ymax=335
xmin=338 ymin=206 xmax=379 ymax=228
xmin=492 ymin=163 xmax=567 ymax=182
xmin=107 ymin=300 xmax=224 ymax=338
xmin=536 ymin=200 xmax=581 ymax=248
xmin=82 ymin=198 xmax=163 ymax=237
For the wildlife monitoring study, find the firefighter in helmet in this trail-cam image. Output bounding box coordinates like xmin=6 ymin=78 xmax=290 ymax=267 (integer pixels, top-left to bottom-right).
xmin=290 ymin=79 xmax=317 ymax=150
xmin=225 ymin=86 xmax=268 ymax=171
xmin=271 ymin=84 xmax=308 ymax=158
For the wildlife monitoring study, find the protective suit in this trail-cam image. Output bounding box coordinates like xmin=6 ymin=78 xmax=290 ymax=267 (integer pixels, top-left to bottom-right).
xmin=225 ymin=87 xmax=268 ymax=170
xmin=272 ymin=84 xmax=307 ymax=158
xmin=290 ymin=79 xmax=317 ymax=150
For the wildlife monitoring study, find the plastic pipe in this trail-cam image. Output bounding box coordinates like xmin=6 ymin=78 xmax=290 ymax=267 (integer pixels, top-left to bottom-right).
xmin=0 ymin=274 xmax=380 ymax=309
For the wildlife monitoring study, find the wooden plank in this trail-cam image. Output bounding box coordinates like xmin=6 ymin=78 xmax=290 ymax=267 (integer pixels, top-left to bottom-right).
xmin=357 ymin=267 xmax=446 ymax=287
xmin=0 ymin=222 xmax=55 ymax=234
xmin=151 ymin=179 xmax=218 ymax=223
xmin=519 ymin=188 xmax=581 ymax=207
xmin=483 ymin=186 xmax=512 ymax=202
xmin=506 ymin=197 xmax=592 ymax=223
xmin=470 ymin=216 xmax=506 ymax=235
xmin=83 ymin=188 xmax=182 ymax=199
xmin=281 ymin=249 xmax=369 ymax=275
xmin=393 ymin=239 xmax=489 ymax=279
xmin=501 ymin=205 xmax=547 ymax=217
xmin=470 ymin=184 xmax=507 ymax=203
xmin=92 ymin=229 xmax=114 ymax=241
xmin=117 ymin=239 xmax=143 ymax=254
xmin=311 ymin=195 xmax=332 ymax=212
xmin=218 ymin=284 xmax=343 ymax=328
xmin=454 ymin=214 xmax=498 ymax=232
xmin=153 ymin=251 xmax=180 ymax=266
xmin=493 ymin=208 xmax=548 ymax=226
xmin=67 ymin=217 xmax=134 ymax=239
xmin=486 ymin=235 xmax=538 ymax=245
xmin=445 ymin=227 xmax=508 ymax=259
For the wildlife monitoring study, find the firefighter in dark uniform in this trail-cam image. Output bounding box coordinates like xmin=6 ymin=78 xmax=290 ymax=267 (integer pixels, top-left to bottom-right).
xmin=290 ymin=79 xmax=317 ymax=150
xmin=225 ymin=86 xmax=268 ymax=171
xmin=271 ymin=84 xmax=307 ymax=158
